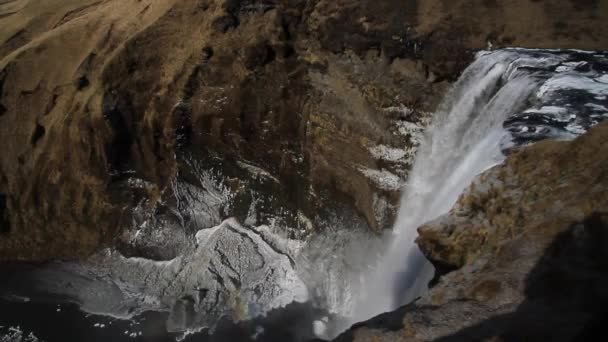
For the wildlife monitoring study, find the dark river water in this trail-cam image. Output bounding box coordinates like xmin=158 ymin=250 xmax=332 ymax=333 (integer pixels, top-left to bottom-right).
xmin=0 ymin=297 xmax=326 ymax=342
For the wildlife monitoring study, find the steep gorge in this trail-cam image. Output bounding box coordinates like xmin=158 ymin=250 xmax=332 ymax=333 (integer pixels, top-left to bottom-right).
xmin=1 ymin=1 xmax=608 ymax=341
xmin=2 ymin=0 xmax=608 ymax=260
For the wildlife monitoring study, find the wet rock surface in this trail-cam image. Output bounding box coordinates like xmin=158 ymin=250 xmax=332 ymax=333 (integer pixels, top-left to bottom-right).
xmin=335 ymin=122 xmax=608 ymax=341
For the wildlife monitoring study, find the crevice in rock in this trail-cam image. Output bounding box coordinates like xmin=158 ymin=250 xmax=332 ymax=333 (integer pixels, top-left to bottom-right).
xmin=138 ymin=4 xmax=151 ymax=16
xmin=0 ymin=193 xmax=9 ymax=234
xmin=102 ymin=96 xmax=134 ymax=174
xmin=280 ymin=16 xmax=292 ymax=41
xmin=152 ymin=124 xmax=165 ymax=163
xmin=0 ymin=70 xmax=6 ymax=116
xmin=208 ymin=260 xmax=227 ymax=290
xmin=427 ymin=259 xmax=458 ymax=288
xmin=30 ymin=123 xmax=45 ymax=146
xmin=0 ymin=29 xmax=28 ymax=60
xmin=212 ymin=15 xmax=239 ymax=33
xmin=43 ymin=93 xmax=59 ymax=116
xmin=52 ymin=1 xmax=103 ymax=29
xmin=174 ymin=102 xmax=193 ymax=149
xmin=239 ymin=109 xmax=257 ymax=142
xmin=214 ymin=242 xmax=245 ymax=287
xmin=197 ymin=0 xmax=211 ymax=11
xmin=225 ymin=0 xmax=276 ymax=15
xmin=76 ymin=75 xmax=90 ymax=90
xmin=202 ymin=46 xmax=214 ymax=61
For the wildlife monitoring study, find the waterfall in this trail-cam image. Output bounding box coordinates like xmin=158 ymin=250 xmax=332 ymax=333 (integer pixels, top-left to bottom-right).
xmin=1 ymin=49 xmax=605 ymax=341
xmin=336 ymin=48 xmax=608 ymax=335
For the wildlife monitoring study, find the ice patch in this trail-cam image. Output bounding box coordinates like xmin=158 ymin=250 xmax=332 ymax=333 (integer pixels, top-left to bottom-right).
xmin=120 ymin=254 xmax=181 ymax=268
xmin=2 ymin=294 xmax=30 ymax=303
xmin=171 ymin=157 xmax=236 ymax=229
xmin=250 ymin=326 xmax=264 ymax=340
xmin=84 ymin=218 xmax=309 ymax=328
xmin=585 ymin=103 xmax=608 ymax=111
xmin=524 ymin=106 xmax=568 ymax=115
xmin=313 ymin=319 xmax=328 ymax=338
xmin=127 ymin=178 xmax=154 ymax=189
xmin=538 ymin=75 xmax=608 ymax=98
xmin=236 ymin=161 xmax=280 ymax=184
xmin=555 ymin=61 xmax=587 ymax=72
xmin=383 ymin=105 xmax=413 ymax=117
xmin=195 ymin=224 xmax=223 ymax=246
xmin=597 ymin=74 xmax=608 ymax=83
xmin=0 ymin=327 xmax=43 ymax=342
xmin=358 ymin=167 xmax=403 ymax=191
xmin=393 ymin=121 xmax=426 ymax=146
xmin=565 ymin=123 xmax=587 ymax=135
xmin=368 ymin=145 xmax=412 ymax=163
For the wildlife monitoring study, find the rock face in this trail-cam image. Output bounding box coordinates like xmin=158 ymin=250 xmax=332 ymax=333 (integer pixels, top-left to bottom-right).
xmin=1 ymin=218 xmax=309 ymax=332
xmin=334 ymin=122 xmax=608 ymax=341
xmin=1 ymin=0 xmax=608 ymax=260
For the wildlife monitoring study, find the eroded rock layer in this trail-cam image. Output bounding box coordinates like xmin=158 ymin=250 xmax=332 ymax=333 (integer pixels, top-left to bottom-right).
xmin=1 ymin=0 xmax=608 ymax=260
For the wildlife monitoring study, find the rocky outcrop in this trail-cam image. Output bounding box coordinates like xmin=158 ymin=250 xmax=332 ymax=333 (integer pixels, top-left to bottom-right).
xmin=334 ymin=122 xmax=608 ymax=341
xmin=1 ymin=0 xmax=608 ymax=260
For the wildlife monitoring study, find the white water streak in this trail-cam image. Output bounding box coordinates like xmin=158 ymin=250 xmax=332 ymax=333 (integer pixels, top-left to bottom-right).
xmin=337 ymin=50 xmax=553 ymax=333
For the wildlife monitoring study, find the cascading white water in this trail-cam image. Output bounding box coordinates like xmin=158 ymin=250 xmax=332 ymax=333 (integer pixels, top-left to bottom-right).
xmin=336 ymin=49 xmax=583 ymax=333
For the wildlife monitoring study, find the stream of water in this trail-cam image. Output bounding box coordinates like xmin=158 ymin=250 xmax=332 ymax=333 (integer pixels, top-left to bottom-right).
xmin=336 ymin=48 xmax=608 ymax=336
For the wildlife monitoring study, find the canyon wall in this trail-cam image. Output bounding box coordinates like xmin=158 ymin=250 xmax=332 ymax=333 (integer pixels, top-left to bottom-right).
xmin=1 ymin=0 xmax=607 ymax=260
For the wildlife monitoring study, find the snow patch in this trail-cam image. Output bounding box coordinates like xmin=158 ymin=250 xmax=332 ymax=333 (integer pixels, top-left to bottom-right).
xmin=372 ymin=193 xmax=392 ymax=227
xmin=585 ymin=103 xmax=608 ymax=111
xmin=368 ymin=145 xmax=411 ymax=163
xmin=538 ymin=74 xmax=608 ymax=98
xmin=313 ymin=319 xmax=328 ymax=338
xmin=0 ymin=327 xmax=43 ymax=342
xmin=524 ymin=106 xmax=568 ymax=115
xmin=596 ymin=74 xmax=608 ymax=83
xmin=127 ymin=178 xmax=154 ymax=189
xmin=236 ymin=161 xmax=280 ymax=184
xmin=383 ymin=105 xmax=413 ymax=117
xmin=565 ymin=123 xmax=587 ymax=135
xmin=195 ymin=223 xmax=223 ymax=246
xmin=555 ymin=61 xmax=587 ymax=72
xmin=393 ymin=121 xmax=426 ymax=146
xmin=357 ymin=167 xmax=403 ymax=191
